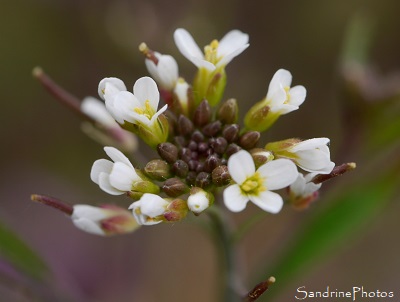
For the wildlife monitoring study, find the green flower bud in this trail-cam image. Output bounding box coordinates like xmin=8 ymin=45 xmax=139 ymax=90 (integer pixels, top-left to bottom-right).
xmin=162 ymin=178 xmax=189 ymax=197
xmin=144 ymin=159 xmax=172 ymax=181
xmin=217 ymin=98 xmax=238 ymax=124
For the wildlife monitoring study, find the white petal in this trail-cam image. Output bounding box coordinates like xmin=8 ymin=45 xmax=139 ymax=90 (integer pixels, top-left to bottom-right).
xmin=217 ymin=44 xmax=249 ymax=68
xmin=133 ymin=77 xmax=160 ymax=110
xmin=266 ymin=69 xmax=292 ymax=100
xmin=174 ymin=29 xmax=204 ymax=62
xmin=155 ymin=55 xmax=179 ymax=89
xmin=250 ymin=191 xmax=283 ymax=214
xmin=217 ymin=30 xmax=249 ymax=57
xmin=187 ymin=191 xmax=209 ymax=213
xmin=72 ymin=205 xmax=108 ymax=220
xmin=72 ymin=217 xmax=105 ymax=235
xmin=104 ymin=146 xmax=134 ymax=168
xmin=273 ymin=104 xmax=299 ymax=115
xmin=81 ymin=97 xmax=116 ymax=127
xmin=291 ymin=138 xmax=330 ymax=152
xmin=258 ymin=159 xmax=298 ymax=190
xmin=149 ymin=104 xmax=168 ymax=125
xmin=295 ymin=150 xmax=335 ymax=174
xmin=139 ymin=194 xmax=168 ymax=217
xmin=289 ymin=85 xmax=306 ymax=107
xmin=227 ymin=150 xmax=255 ymax=185
xmin=90 ymin=159 xmax=113 ymax=184
xmin=109 ymin=162 xmax=139 ymax=191
xmin=98 ymin=78 xmax=126 ymax=100
xmin=98 ymin=172 xmax=125 ymax=195
xmin=223 ymin=184 xmax=249 ymax=212
xmin=268 ymin=86 xmax=287 ymax=107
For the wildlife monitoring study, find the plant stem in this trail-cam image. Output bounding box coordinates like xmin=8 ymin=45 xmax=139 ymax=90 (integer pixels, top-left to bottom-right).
xmin=207 ymin=206 xmax=240 ymax=302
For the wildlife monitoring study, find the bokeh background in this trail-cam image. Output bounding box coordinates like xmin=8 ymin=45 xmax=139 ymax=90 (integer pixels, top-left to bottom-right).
xmin=1 ymin=0 xmax=400 ymax=301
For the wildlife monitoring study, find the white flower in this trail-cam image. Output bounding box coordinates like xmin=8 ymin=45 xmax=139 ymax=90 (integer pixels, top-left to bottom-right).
xmin=289 ymin=172 xmax=321 ymax=198
xmin=173 ymin=78 xmax=190 ymax=114
xmin=98 ymin=76 xmax=168 ymax=127
xmin=187 ymin=188 xmax=212 ymax=214
xmin=72 ymin=204 xmax=139 ymax=236
xmin=129 ymin=193 xmax=169 ymax=225
xmin=224 ymin=150 xmax=298 ymax=213
xmin=287 ymin=138 xmax=335 ymax=174
xmin=90 ymin=146 xmax=142 ymax=195
xmin=174 ymin=28 xmax=249 ymax=71
xmin=265 ymin=69 xmax=306 ymax=114
xmin=145 ymin=52 xmax=179 ymax=90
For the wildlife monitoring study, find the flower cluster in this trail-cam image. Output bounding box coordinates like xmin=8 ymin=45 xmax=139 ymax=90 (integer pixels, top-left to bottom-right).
xmin=32 ymin=28 xmax=354 ymax=236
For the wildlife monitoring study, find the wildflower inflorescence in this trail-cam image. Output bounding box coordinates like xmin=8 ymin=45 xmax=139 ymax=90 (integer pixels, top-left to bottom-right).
xmin=32 ymin=28 xmax=355 ymax=236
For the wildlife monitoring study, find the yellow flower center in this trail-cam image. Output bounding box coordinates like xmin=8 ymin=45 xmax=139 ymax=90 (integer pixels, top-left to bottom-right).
xmin=133 ymin=100 xmax=155 ymax=120
xmin=240 ymin=172 xmax=266 ymax=195
xmin=204 ymin=39 xmax=220 ymax=65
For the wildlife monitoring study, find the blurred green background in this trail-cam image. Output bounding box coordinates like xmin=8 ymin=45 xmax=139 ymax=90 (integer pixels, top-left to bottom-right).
xmin=1 ymin=0 xmax=400 ymax=301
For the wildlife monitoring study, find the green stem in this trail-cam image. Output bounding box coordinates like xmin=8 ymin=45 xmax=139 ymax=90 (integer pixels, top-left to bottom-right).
xmin=207 ymin=206 xmax=240 ymax=302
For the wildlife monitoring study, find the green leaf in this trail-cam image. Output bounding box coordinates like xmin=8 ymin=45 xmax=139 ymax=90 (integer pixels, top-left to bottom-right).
xmin=0 ymin=221 xmax=48 ymax=280
xmin=256 ymin=167 xmax=399 ymax=301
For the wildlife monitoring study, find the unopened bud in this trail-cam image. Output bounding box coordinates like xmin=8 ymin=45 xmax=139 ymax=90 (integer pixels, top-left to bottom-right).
xmin=131 ymin=180 xmax=160 ymax=194
xmin=239 ymin=131 xmax=261 ymax=149
xmin=222 ymin=124 xmax=240 ymax=143
xmin=195 ymin=172 xmax=212 ymax=189
xmin=173 ymin=78 xmax=192 ymax=116
xmin=250 ymin=148 xmax=274 ymax=168
xmin=225 ymin=143 xmax=242 ymax=157
xmin=193 ymin=99 xmax=211 ymax=126
xmin=144 ymin=159 xmax=172 ymax=181
xmin=211 ymin=137 xmax=228 ymax=154
xmin=187 ymin=187 xmax=214 ymax=214
xmin=244 ymin=100 xmax=279 ymax=132
xmin=177 ymin=115 xmax=194 ymax=136
xmin=204 ymin=154 xmax=221 ymax=173
xmin=264 ymin=138 xmax=301 ymax=153
xmin=311 ymin=162 xmax=357 ymax=184
xmin=212 ymin=165 xmax=231 ymax=186
xmin=202 ymin=121 xmax=222 ymax=137
xmin=172 ymin=160 xmax=189 ymax=178
xmin=162 ymin=177 xmax=189 ymax=197
xmin=206 ymin=71 xmax=227 ymax=106
xmin=164 ymin=198 xmax=188 ymax=221
xmin=157 ymin=142 xmax=178 ymax=163
xmin=217 ymin=98 xmax=238 ymax=124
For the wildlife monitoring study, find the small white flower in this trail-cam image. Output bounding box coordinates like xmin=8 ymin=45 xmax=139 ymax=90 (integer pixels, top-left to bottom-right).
xmin=98 ymin=76 xmax=167 ymax=127
xmin=145 ymin=52 xmax=179 ymax=90
xmin=187 ymin=188 xmax=212 ymax=214
xmin=90 ymin=146 xmax=142 ymax=195
xmin=265 ymin=69 xmax=306 ymax=114
xmin=289 ymin=172 xmax=321 ymax=198
xmin=288 ymin=138 xmax=335 ymax=174
xmin=224 ymin=150 xmax=298 ymax=213
xmin=174 ymin=28 xmax=249 ymax=71
xmin=129 ymin=193 xmax=169 ymax=225
xmin=173 ymin=78 xmax=190 ymax=114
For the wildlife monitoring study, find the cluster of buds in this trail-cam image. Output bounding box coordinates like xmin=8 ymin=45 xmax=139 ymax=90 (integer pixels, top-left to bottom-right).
xmin=32 ymin=28 xmax=355 ymax=235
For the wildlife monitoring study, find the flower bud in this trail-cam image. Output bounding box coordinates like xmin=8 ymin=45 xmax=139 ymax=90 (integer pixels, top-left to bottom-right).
xmin=239 ymin=131 xmax=261 ymax=149
xmin=244 ymin=101 xmax=275 ymax=132
xmin=222 ymin=124 xmax=240 ymax=143
xmin=195 ymin=172 xmax=212 ymax=189
xmin=187 ymin=187 xmax=214 ymax=214
xmin=173 ymin=78 xmax=192 ymax=116
xmin=250 ymin=148 xmax=274 ymax=168
xmin=162 ymin=177 xmax=189 ymax=197
xmin=202 ymin=121 xmax=222 ymax=137
xmin=172 ymin=160 xmax=189 ymax=178
xmin=211 ymin=165 xmax=231 ymax=186
xmin=129 ymin=194 xmax=169 ymax=225
xmin=204 ymin=154 xmax=221 ymax=172
xmin=205 ymin=71 xmax=227 ymax=106
xmin=225 ymin=143 xmax=242 ymax=157
xmin=193 ymin=99 xmax=211 ymax=127
xmin=178 ymin=115 xmax=194 ymax=136
xmin=164 ymin=198 xmax=188 ymax=221
xmin=131 ymin=180 xmax=160 ymax=194
xmin=217 ymin=98 xmax=238 ymax=124
xmin=210 ymin=137 xmax=228 ymax=154
xmin=144 ymin=159 xmax=172 ymax=181
xmin=288 ymin=173 xmax=321 ymax=210
xmin=157 ymin=142 xmax=178 ymax=163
